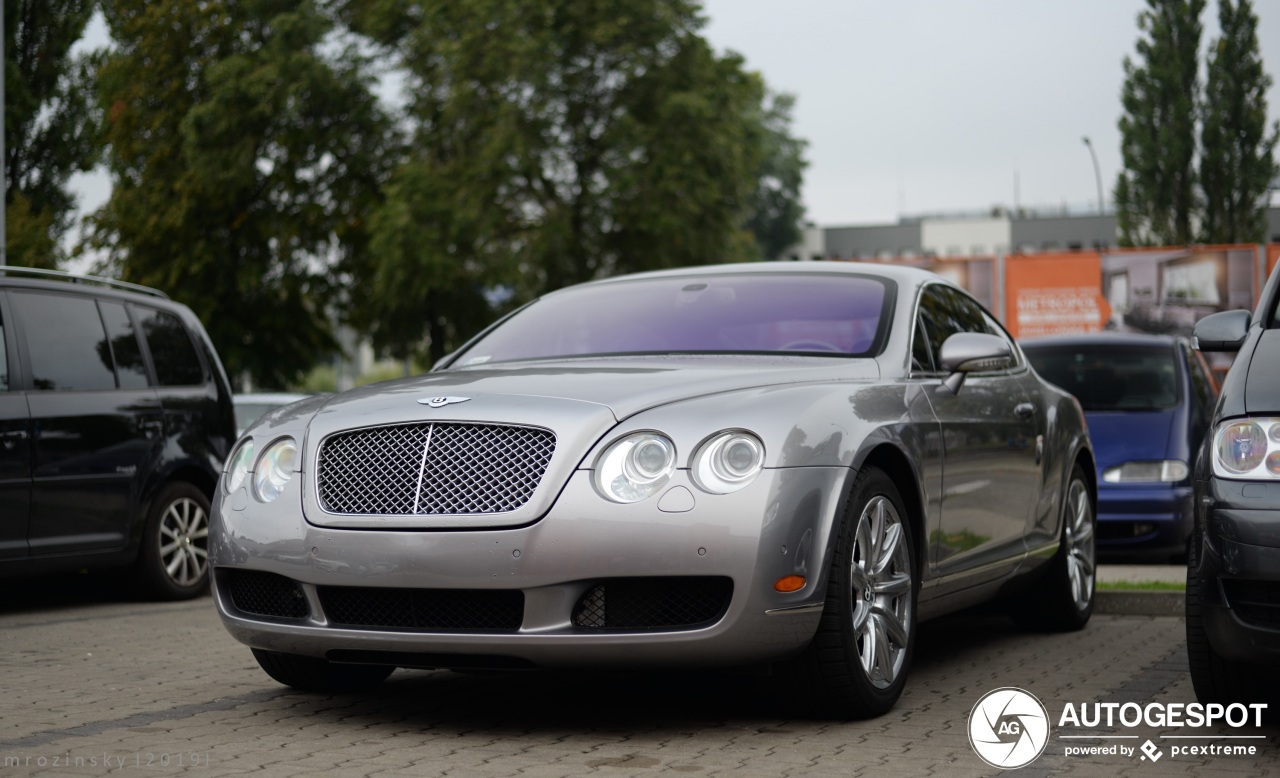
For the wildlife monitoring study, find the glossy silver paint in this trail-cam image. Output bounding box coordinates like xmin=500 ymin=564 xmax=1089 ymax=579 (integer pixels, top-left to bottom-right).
xmin=210 ymin=262 xmax=1093 ymax=668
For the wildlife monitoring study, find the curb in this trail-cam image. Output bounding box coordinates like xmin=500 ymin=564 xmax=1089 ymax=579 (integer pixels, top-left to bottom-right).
xmin=1095 ymin=589 xmax=1184 ymax=616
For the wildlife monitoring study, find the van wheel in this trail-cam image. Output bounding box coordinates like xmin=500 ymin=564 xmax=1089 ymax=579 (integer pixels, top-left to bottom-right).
xmin=133 ymin=482 xmax=211 ymax=600
xmin=252 ymin=649 xmax=394 ymax=692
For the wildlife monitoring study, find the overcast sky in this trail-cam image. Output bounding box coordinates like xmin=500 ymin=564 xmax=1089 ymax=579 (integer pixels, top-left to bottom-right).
xmin=701 ymin=0 xmax=1280 ymax=226
xmin=70 ymin=1 xmax=1280 ymax=234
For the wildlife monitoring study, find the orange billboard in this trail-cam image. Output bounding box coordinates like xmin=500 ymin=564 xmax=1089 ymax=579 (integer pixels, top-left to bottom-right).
xmin=1004 ymin=252 xmax=1110 ymax=339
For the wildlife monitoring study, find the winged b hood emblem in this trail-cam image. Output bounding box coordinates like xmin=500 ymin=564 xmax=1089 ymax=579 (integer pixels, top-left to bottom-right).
xmin=418 ymin=396 xmax=471 ymax=408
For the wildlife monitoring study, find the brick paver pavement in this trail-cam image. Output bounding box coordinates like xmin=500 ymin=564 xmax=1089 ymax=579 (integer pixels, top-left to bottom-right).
xmin=0 ymin=582 xmax=1275 ymax=776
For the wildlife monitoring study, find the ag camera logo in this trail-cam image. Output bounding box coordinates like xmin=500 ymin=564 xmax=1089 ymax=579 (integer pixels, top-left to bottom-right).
xmin=968 ymin=687 xmax=1050 ymax=769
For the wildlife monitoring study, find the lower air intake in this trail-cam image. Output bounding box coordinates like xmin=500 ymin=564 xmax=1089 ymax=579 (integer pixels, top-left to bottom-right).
xmin=572 ymin=577 xmax=733 ymax=630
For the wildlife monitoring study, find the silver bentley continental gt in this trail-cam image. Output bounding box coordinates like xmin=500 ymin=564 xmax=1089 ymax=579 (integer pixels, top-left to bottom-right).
xmin=211 ymin=261 xmax=1096 ymax=717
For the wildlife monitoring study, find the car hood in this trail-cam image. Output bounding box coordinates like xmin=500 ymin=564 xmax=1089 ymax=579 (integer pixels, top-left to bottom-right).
xmin=299 ymin=355 xmax=880 ymax=531
xmin=1083 ymin=409 xmax=1176 ymax=471
xmin=314 ymin=355 xmax=880 ymax=422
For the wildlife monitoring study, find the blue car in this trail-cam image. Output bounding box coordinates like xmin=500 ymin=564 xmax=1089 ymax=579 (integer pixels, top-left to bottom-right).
xmin=1021 ymin=333 xmax=1218 ymax=559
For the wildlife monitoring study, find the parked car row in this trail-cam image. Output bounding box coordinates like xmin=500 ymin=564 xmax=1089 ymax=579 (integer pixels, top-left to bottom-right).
xmin=7 ymin=256 xmax=1278 ymax=716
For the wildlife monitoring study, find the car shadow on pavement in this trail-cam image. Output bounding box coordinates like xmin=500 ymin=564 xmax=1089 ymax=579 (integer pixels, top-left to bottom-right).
xmin=0 ymin=571 xmax=207 ymax=615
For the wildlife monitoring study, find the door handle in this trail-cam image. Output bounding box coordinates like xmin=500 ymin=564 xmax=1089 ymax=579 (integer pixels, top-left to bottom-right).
xmin=1014 ymin=403 xmax=1037 ymax=420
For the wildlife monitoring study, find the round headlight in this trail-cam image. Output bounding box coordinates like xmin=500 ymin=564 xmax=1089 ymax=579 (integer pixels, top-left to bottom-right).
xmin=225 ymin=440 xmax=254 ymax=493
xmin=1216 ymin=421 xmax=1266 ymax=475
xmin=691 ymin=431 xmax=765 ymax=494
xmin=594 ymin=432 xmax=676 ymax=503
xmin=253 ymin=438 xmax=298 ymax=503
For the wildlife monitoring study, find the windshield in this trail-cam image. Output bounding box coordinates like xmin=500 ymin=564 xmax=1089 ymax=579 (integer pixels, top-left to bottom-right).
xmin=1022 ymin=343 xmax=1180 ymax=411
xmin=453 ymin=273 xmax=893 ymax=366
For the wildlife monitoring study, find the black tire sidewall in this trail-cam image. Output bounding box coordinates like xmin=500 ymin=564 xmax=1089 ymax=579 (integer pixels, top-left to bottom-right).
xmin=821 ymin=467 xmax=919 ymax=715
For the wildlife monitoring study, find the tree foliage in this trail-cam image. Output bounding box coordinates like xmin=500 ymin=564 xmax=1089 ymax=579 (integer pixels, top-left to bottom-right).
xmin=3 ymin=0 xmax=100 ymax=268
xmin=344 ymin=0 xmax=780 ymax=363
xmin=1115 ymin=0 xmax=1205 ymax=247
xmin=90 ymin=0 xmax=394 ymax=388
xmin=1199 ymin=0 xmax=1279 ymax=244
xmin=746 ymin=91 xmax=807 ymax=260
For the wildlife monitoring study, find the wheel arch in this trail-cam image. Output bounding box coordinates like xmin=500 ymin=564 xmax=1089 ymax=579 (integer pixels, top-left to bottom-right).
xmin=854 ymin=443 xmax=927 ymax=578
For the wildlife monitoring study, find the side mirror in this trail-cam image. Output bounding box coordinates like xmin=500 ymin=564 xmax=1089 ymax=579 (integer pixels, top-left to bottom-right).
xmin=1193 ymin=310 xmax=1251 ymax=352
xmin=938 ymin=332 xmax=1013 ymax=394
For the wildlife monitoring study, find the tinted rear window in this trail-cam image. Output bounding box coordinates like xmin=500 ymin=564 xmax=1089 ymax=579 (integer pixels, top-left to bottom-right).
xmin=136 ymin=308 xmax=205 ymax=386
xmin=455 ymin=274 xmax=893 ymax=365
xmin=1023 ymin=344 xmax=1180 ymax=411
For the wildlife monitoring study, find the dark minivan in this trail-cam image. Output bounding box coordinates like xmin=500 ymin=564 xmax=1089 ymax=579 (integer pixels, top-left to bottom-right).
xmin=0 ymin=267 xmax=235 ymax=599
xmin=1189 ymin=260 xmax=1280 ymax=704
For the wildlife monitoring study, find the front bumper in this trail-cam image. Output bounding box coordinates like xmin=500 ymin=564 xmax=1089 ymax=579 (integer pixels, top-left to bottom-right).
xmin=1095 ymin=484 xmax=1193 ymax=557
xmin=1196 ymin=479 xmax=1280 ymax=664
xmin=210 ymin=466 xmax=849 ymax=669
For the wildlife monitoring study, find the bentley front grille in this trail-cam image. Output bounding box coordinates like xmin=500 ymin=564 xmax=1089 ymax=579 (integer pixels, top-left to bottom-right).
xmin=316 ymin=422 xmax=556 ymax=515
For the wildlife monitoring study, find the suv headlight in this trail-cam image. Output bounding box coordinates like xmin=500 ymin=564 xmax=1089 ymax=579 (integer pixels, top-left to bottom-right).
xmin=593 ymin=432 xmax=676 ymax=503
xmin=691 ymin=431 xmax=765 ymax=494
xmin=253 ymin=438 xmax=298 ymax=502
xmin=1212 ymin=419 xmax=1280 ymax=479
xmin=1102 ymin=460 xmax=1189 ymax=483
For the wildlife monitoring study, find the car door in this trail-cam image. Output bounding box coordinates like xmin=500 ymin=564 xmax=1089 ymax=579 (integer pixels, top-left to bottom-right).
xmin=0 ymin=293 xmax=32 ymax=558
xmin=13 ymin=290 xmax=163 ymax=555
xmin=915 ymin=284 xmax=1040 ymax=585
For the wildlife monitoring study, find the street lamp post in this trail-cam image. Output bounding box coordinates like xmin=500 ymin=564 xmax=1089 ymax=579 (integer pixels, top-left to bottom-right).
xmin=1083 ymin=136 xmax=1104 ymax=215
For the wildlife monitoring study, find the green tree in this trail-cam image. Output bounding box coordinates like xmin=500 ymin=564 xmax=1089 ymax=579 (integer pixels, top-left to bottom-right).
xmin=3 ymin=0 xmax=101 ymax=268
xmin=746 ymin=91 xmax=807 ymax=260
xmin=89 ymin=0 xmax=393 ymax=388
xmin=1115 ymin=0 xmax=1205 ymax=247
xmin=345 ymin=0 xmax=770 ymax=363
xmin=1199 ymin=0 xmax=1279 ymax=244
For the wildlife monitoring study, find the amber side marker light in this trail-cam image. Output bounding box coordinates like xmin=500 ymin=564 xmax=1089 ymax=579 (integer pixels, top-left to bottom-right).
xmin=774 ymin=575 xmax=806 ymax=593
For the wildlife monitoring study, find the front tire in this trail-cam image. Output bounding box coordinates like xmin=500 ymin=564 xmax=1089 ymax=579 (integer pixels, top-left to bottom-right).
xmin=785 ymin=466 xmax=917 ymax=718
xmin=133 ymin=482 xmax=212 ymax=600
xmin=1013 ymin=464 xmax=1094 ymax=631
xmin=252 ymin=649 xmax=394 ymax=692
xmin=1185 ymin=527 xmax=1262 ymax=704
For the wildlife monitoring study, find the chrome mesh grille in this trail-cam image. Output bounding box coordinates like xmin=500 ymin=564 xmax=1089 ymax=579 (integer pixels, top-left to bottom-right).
xmin=317 ymin=422 xmax=556 ymax=515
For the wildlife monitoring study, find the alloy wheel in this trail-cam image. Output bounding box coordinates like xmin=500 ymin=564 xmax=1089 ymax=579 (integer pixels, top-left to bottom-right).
xmin=1064 ymin=478 xmax=1095 ymax=611
xmin=159 ymin=497 xmax=209 ymax=587
xmin=849 ymin=495 xmax=914 ymax=689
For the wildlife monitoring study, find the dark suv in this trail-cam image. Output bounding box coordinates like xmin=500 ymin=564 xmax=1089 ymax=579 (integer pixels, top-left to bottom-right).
xmin=0 ymin=267 xmax=235 ymax=599
xmin=1188 ymin=261 xmax=1280 ymax=703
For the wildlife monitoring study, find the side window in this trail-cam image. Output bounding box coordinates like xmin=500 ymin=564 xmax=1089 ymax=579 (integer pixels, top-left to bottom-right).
xmin=0 ymin=303 xmax=8 ymax=391
xmin=136 ymin=307 xmax=204 ymax=386
xmin=911 ymin=315 xmax=935 ymax=373
xmin=99 ymin=302 xmax=150 ymax=390
xmin=11 ymin=291 xmax=117 ymax=391
xmin=1183 ymin=343 xmax=1216 ymax=425
xmin=917 ymin=285 xmax=998 ymax=371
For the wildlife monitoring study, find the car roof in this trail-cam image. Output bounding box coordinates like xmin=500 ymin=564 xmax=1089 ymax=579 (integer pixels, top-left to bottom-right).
xmin=1020 ymin=331 xmax=1180 ymax=349
xmin=543 ymin=260 xmax=943 ymax=296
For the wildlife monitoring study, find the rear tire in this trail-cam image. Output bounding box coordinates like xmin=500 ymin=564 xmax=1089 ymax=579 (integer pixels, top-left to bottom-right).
xmin=252 ymin=649 xmax=394 ymax=692
xmin=783 ymin=466 xmax=917 ymax=718
xmin=1013 ymin=464 xmax=1094 ymax=631
xmin=133 ymin=482 xmax=212 ymax=601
